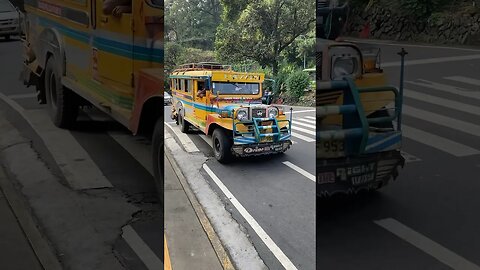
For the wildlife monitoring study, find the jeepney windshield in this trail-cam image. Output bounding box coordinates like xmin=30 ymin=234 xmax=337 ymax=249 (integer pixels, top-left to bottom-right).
xmin=0 ymin=1 xmax=15 ymax=12
xmin=212 ymin=82 xmax=260 ymax=95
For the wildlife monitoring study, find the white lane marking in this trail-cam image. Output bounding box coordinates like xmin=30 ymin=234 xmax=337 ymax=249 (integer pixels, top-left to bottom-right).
xmin=403 ymin=105 xmax=480 ymax=137
xmin=164 ymin=123 xmax=200 ymax=153
xmin=375 ymin=218 xmax=480 ymax=270
xmin=285 ymin=109 xmax=316 ymax=114
xmin=304 ymin=116 xmax=316 ymax=120
xmin=445 ymin=76 xmax=480 ymax=87
xmin=292 ymin=121 xmax=315 ymax=130
xmin=291 ymin=132 xmax=315 ymax=143
xmin=383 ymin=54 xmax=480 ymax=67
xmin=0 ymin=92 xmax=112 ymax=190
xmin=203 ymin=164 xmax=298 ymax=270
xmin=199 ymin=134 xmax=213 ymax=148
xmin=403 ymin=125 xmax=480 ymax=157
xmin=108 ymin=132 xmax=152 ymax=175
xmin=122 ymin=225 xmax=163 ymax=270
xmin=282 ymin=162 xmax=315 ymax=182
xmin=345 ymin=38 xmax=480 ymax=52
xmin=404 ymin=89 xmax=480 ymax=116
xmin=294 ymin=118 xmax=316 ymax=125
xmin=401 ymin=151 xmax=422 ymax=163
xmin=7 ymin=93 xmax=37 ymax=99
xmin=291 ymin=125 xmax=315 ymax=136
xmin=407 ymin=80 xmax=480 ymax=100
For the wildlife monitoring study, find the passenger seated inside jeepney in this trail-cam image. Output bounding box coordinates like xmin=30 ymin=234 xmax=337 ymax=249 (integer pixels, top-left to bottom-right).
xmin=197 ymin=82 xmax=207 ymax=98
xmin=103 ymin=0 xmax=132 ymax=17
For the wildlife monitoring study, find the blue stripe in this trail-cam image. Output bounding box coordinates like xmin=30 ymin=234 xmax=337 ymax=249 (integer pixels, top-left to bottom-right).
xmin=367 ymin=133 xmax=401 ymax=153
xmin=38 ymin=17 xmax=163 ymax=63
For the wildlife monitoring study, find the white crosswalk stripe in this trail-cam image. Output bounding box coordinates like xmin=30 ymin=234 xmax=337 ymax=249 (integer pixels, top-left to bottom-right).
xmin=400 ymin=77 xmax=480 ymax=158
xmin=295 ymin=118 xmax=316 ymax=125
xmin=445 ymin=76 xmax=480 ymax=87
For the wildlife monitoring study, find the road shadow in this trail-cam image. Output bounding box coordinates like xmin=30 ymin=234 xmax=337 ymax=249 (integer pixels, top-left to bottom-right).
xmin=317 ymin=191 xmax=387 ymax=219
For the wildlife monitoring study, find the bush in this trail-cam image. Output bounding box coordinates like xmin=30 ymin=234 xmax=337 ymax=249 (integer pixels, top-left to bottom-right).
xmin=286 ymin=71 xmax=309 ymax=101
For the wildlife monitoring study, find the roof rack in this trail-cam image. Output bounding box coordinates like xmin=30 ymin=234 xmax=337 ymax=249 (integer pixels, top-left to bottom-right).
xmin=174 ymin=62 xmax=233 ymax=72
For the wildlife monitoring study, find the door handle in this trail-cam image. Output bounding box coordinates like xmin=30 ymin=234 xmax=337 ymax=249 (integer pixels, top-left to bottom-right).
xmin=101 ymin=16 xmax=108 ymax=23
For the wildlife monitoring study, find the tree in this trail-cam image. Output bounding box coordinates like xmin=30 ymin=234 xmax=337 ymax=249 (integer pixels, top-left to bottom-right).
xmin=215 ymin=0 xmax=315 ymax=76
xmin=165 ymin=0 xmax=222 ymax=50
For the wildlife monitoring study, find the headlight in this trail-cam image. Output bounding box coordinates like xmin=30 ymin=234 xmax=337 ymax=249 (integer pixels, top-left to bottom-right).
xmin=236 ymin=109 xmax=248 ymax=121
xmin=332 ymin=57 xmax=357 ymax=78
xmin=329 ymin=45 xmax=361 ymax=80
xmin=267 ymin=107 xmax=278 ymax=118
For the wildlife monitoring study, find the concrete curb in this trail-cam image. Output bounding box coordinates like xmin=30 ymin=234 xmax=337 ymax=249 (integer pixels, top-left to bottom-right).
xmin=0 ymin=162 xmax=63 ymax=270
xmin=165 ymin=140 xmax=235 ymax=270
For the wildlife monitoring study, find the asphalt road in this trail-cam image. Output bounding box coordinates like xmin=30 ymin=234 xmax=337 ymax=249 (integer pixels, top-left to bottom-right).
xmin=165 ymin=104 xmax=316 ymax=269
xmin=0 ymin=37 xmax=163 ymax=270
xmin=317 ymin=41 xmax=480 ymax=269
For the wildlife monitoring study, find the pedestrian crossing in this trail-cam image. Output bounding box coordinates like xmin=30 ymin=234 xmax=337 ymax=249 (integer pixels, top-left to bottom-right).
xmin=400 ymin=75 xmax=480 ymax=158
xmin=291 ymin=115 xmax=316 ymax=143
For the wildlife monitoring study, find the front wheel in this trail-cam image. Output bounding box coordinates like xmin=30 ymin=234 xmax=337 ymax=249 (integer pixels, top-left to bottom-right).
xmin=44 ymin=56 xmax=79 ymax=128
xmin=179 ymin=109 xmax=190 ymax=133
xmin=212 ymin=128 xmax=233 ymax=164
xmin=152 ymin=118 xmax=164 ymax=204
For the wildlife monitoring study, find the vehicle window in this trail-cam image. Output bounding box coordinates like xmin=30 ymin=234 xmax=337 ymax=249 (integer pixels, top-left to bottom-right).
xmin=212 ymin=82 xmax=260 ymax=95
xmin=0 ymin=1 xmax=15 ymax=12
xmin=180 ymin=79 xmax=185 ymax=92
xmin=103 ymin=0 xmax=132 ymax=15
xmin=149 ymin=0 xmax=163 ymax=7
xmin=187 ymin=80 xmax=193 ymax=93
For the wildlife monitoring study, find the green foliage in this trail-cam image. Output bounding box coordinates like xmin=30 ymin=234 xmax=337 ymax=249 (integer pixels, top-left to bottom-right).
xmin=165 ymin=42 xmax=216 ymax=72
xmin=215 ymin=0 xmax=315 ymax=75
xmin=286 ymin=70 xmax=309 ymax=101
xmin=399 ymin=0 xmax=449 ymax=18
xmin=165 ymin=0 xmax=222 ymax=50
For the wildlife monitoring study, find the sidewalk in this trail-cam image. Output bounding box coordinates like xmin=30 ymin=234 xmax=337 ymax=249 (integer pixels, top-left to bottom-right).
xmin=164 ymin=152 xmax=223 ymax=270
xmin=0 ymin=167 xmax=43 ymax=270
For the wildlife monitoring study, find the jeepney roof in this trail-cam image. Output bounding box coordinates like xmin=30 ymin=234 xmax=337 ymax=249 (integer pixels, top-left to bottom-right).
xmin=170 ymin=64 xmax=264 ymax=82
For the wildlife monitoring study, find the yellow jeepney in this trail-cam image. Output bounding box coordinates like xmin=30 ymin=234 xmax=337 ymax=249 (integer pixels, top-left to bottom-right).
xmin=21 ymin=0 xmax=164 ymax=193
xmin=170 ymin=62 xmax=293 ymax=163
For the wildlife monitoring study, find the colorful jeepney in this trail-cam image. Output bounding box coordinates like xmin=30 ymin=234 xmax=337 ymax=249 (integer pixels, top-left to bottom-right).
xmin=21 ymin=0 xmax=164 ymax=193
xmin=317 ymin=1 xmax=406 ymax=196
xmin=170 ymin=62 xmax=293 ymax=163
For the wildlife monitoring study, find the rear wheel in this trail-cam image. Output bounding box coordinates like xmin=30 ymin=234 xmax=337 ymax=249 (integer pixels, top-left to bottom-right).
xmin=152 ymin=118 xmax=164 ymax=204
xmin=212 ymin=128 xmax=233 ymax=163
xmin=44 ymin=56 xmax=79 ymax=128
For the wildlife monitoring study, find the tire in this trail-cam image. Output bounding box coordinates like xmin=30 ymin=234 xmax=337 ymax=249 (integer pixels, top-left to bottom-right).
xmin=152 ymin=118 xmax=164 ymax=204
xmin=179 ymin=109 xmax=190 ymax=133
xmin=212 ymin=128 xmax=233 ymax=163
xmin=44 ymin=56 xmax=78 ymax=128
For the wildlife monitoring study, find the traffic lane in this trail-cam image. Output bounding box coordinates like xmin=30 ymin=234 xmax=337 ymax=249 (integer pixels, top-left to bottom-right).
xmin=384 ymin=57 xmax=480 ymax=83
xmin=205 ymin=154 xmax=315 ymax=269
xmin=317 ymin=150 xmax=480 ymax=269
xmin=317 ymin=114 xmax=480 ymax=266
xmin=354 ymin=40 xmax=480 ymax=63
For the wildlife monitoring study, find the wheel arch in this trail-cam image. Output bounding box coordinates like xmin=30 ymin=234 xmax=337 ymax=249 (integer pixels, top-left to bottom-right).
xmin=134 ymin=96 xmax=163 ymax=137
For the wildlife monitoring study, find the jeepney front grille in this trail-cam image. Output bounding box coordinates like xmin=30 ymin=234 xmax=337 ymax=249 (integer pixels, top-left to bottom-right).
xmin=251 ymin=108 xmax=266 ymax=118
xmin=0 ymin=19 xmax=14 ymax=26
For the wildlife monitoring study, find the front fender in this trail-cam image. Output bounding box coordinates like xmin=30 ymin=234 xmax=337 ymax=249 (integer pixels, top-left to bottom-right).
xmin=37 ymin=27 xmax=65 ymax=76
